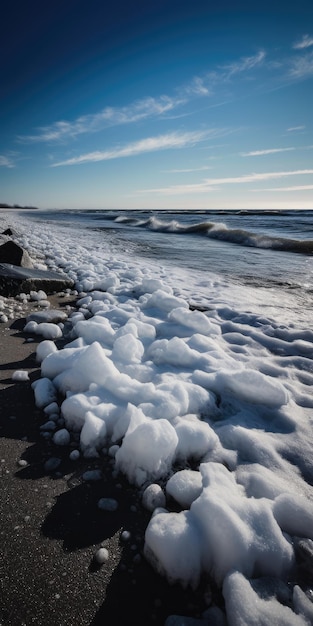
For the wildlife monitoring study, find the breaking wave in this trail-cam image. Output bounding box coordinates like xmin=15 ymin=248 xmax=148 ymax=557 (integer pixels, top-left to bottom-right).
xmin=114 ymin=215 xmax=313 ymax=255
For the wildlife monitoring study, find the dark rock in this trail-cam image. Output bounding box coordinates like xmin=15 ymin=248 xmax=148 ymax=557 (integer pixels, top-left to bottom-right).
xmin=0 ymin=263 xmax=74 ymax=297
xmin=2 ymin=228 xmax=16 ymax=236
xmin=0 ymin=241 xmax=33 ymax=268
xmin=44 ymin=457 xmax=61 ymax=473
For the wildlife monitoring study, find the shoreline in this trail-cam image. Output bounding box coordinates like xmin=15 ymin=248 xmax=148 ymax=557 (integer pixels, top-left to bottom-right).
xmin=0 ymin=294 xmax=209 ymax=626
xmin=1 ymin=209 xmax=313 ymax=625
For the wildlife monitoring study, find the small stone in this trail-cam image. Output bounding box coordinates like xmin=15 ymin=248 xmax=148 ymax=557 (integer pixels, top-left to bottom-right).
xmin=121 ymin=530 xmax=131 ymax=542
xmin=53 ymin=428 xmax=70 ymax=446
xmin=133 ymin=554 xmax=141 ymax=564
xmin=69 ymin=449 xmax=80 ymax=461
xmin=82 ymin=469 xmax=102 ymax=481
xmin=40 ymin=420 xmax=57 ymax=432
xmin=142 ymin=484 xmax=166 ymax=512
xmin=17 ymin=459 xmax=28 ymax=467
xmin=94 ymin=548 xmax=109 ymax=565
xmin=44 ymin=457 xmax=61 ymax=472
xmin=98 ymin=498 xmax=118 ymax=512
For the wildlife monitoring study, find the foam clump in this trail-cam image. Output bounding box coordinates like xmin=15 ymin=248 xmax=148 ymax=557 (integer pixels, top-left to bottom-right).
xmin=273 ymin=493 xmax=313 ymax=539
xmin=115 ymin=419 xmax=178 ymax=486
xmin=142 ymin=289 xmax=188 ymax=313
xmin=145 ymin=462 xmax=295 ymax=590
xmin=166 ymin=470 xmax=202 ymax=508
xmin=24 ymin=321 xmax=63 ymax=340
xmin=74 ymin=317 xmax=115 ymax=347
xmin=144 ymin=510 xmax=202 ymax=589
xmin=216 ymin=370 xmax=289 ymax=408
xmin=80 ymin=410 xmax=106 ymax=456
xmin=169 ymin=306 xmax=221 ymax=336
xmin=12 ymin=370 xmax=29 ymax=382
xmin=293 ymin=585 xmax=313 ymax=623
xmin=27 ymin=309 xmax=68 ymax=323
xmin=30 ymin=290 xmax=47 ymax=301
xmin=32 ymin=377 xmax=57 ymax=408
xmin=173 ymin=414 xmax=218 ymax=461
xmin=223 ymin=571 xmax=307 ymax=626
xmin=36 ymin=340 xmax=58 ymax=363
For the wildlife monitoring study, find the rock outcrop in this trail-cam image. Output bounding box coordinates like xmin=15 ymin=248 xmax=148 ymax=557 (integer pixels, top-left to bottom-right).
xmin=0 ymin=230 xmax=74 ymax=296
xmin=0 ymin=264 xmax=74 ymax=297
xmin=0 ymin=241 xmax=34 ymax=268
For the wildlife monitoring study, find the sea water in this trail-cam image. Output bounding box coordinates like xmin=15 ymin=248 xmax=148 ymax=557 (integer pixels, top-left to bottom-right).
xmin=23 ymin=208 xmax=313 ymax=328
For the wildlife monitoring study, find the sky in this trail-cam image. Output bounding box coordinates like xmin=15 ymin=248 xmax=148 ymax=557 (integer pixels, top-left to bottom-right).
xmin=1 ymin=0 xmax=313 ymax=211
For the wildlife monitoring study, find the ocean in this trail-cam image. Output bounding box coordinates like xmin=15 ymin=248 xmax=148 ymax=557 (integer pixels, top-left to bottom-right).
xmin=23 ymin=207 xmax=313 ymax=328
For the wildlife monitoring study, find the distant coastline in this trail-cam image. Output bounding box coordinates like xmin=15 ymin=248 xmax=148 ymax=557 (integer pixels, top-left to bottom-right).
xmin=0 ymin=203 xmax=38 ymax=210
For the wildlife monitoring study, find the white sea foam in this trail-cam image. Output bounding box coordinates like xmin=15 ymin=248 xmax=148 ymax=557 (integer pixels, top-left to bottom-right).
xmin=3 ymin=210 xmax=313 ymax=624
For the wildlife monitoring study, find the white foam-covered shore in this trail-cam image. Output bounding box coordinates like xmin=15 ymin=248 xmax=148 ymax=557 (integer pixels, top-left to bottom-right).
xmin=2 ymin=210 xmax=313 ymax=624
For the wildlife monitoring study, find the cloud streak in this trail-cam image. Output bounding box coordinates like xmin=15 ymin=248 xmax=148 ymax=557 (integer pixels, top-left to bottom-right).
xmin=163 ymin=166 xmax=212 ymax=173
xmin=287 ymin=126 xmax=305 ymax=132
xmin=254 ymin=184 xmax=313 ymax=192
xmin=288 ymin=51 xmax=313 ymax=79
xmin=51 ymin=130 xmax=220 ymax=166
xmin=0 ymin=155 xmax=15 ymax=168
xmin=18 ymin=96 xmax=185 ymax=143
xmin=182 ymin=50 xmax=266 ymax=96
xmin=293 ymin=34 xmax=313 ymax=50
xmin=219 ymin=50 xmax=266 ymax=78
xmin=141 ymin=169 xmax=313 ymax=195
xmin=19 ymin=50 xmax=266 ymax=145
xmin=240 ymin=147 xmax=295 ymax=157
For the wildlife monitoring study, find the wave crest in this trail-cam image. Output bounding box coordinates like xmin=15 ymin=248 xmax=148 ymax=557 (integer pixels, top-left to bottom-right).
xmin=114 ymin=214 xmax=313 ymax=255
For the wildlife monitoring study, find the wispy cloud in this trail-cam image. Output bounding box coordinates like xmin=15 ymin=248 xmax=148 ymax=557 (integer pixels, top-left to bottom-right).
xmin=163 ymin=166 xmax=212 ymax=173
xmin=293 ymin=34 xmax=313 ymax=50
xmin=240 ymin=147 xmax=295 ymax=157
xmin=141 ymin=169 xmax=313 ymax=195
xmin=254 ymin=184 xmax=313 ymax=192
xmin=19 ymin=50 xmax=266 ymax=145
xmin=184 ymin=51 xmax=266 ymax=96
xmin=183 ymin=76 xmax=211 ymax=96
xmin=287 ymin=126 xmax=305 ymax=132
xmin=288 ymin=51 xmax=313 ymax=79
xmin=18 ymin=96 xmax=184 ymax=143
xmin=51 ymin=130 xmax=220 ymax=167
xmin=0 ymin=155 xmax=15 ymax=168
xmin=220 ymin=50 xmax=266 ymax=78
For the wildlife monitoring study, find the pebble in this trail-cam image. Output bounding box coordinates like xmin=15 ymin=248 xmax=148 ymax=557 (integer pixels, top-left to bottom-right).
xmin=121 ymin=530 xmax=131 ymax=542
xmin=97 ymin=498 xmax=118 ymax=512
xmin=44 ymin=457 xmax=61 ymax=472
xmin=69 ymin=449 xmax=80 ymax=461
xmin=17 ymin=459 xmax=28 ymax=467
xmin=82 ymin=470 xmax=102 ymax=481
xmin=94 ymin=548 xmax=109 ymax=564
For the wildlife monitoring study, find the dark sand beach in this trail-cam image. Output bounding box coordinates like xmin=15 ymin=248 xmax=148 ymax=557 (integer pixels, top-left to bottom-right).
xmin=0 ymin=296 xmax=209 ymax=626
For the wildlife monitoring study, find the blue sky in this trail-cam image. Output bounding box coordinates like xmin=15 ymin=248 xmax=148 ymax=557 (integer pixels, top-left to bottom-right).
xmin=1 ymin=0 xmax=313 ymax=210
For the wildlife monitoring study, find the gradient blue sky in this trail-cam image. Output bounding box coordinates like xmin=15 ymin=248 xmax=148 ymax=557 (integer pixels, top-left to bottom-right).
xmin=1 ymin=0 xmax=313 ymax=210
